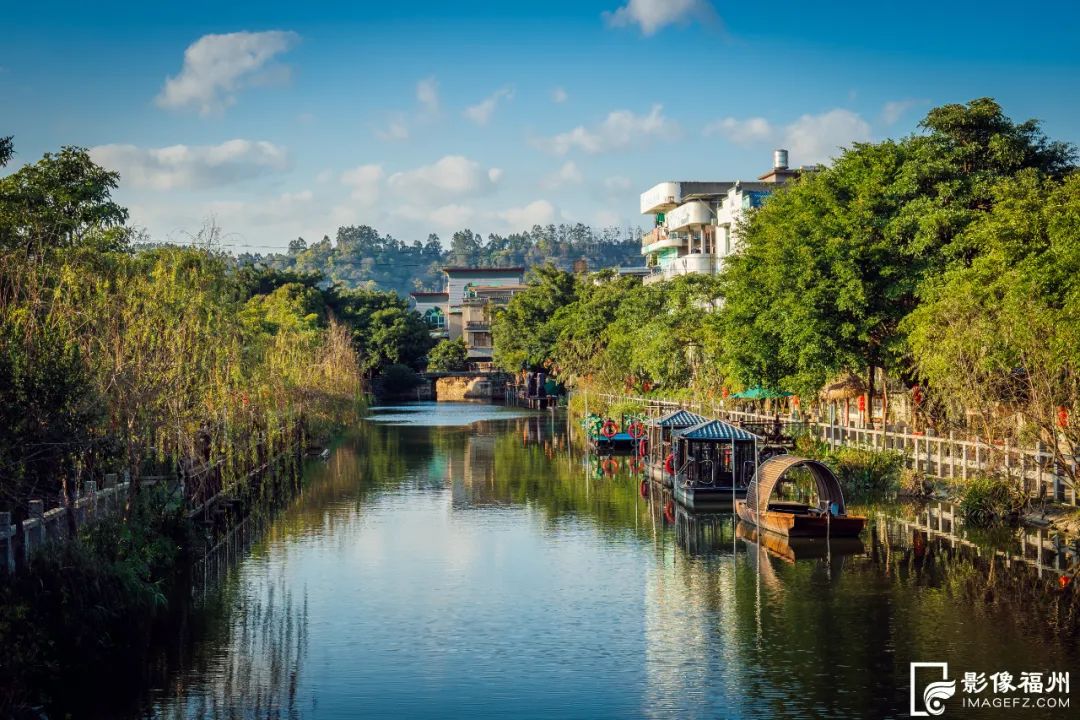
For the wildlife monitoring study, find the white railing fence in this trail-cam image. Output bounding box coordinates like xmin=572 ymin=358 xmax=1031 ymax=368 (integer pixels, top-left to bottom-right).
xmin=592 ymin=393 xmax=1077 ymax=505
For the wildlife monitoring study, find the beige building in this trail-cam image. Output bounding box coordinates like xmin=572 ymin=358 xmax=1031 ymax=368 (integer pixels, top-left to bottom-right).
xmin=411 ymin=267 xmax=526 ymax=362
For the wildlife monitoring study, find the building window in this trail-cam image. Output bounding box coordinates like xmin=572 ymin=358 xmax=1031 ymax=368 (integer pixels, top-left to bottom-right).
xmin=469 ymin=332 xmax=492 ymax=348
xmin=423 ymin=307 xmax=446 ymax=329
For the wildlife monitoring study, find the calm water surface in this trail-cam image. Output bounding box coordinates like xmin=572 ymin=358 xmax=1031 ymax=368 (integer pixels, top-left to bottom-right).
xmin=142 ymin=403 xmax=1079 ymax=719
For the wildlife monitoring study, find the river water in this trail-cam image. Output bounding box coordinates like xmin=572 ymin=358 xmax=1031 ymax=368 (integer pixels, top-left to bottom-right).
xmin=138 ymin=403 xmax=1078 ymax=719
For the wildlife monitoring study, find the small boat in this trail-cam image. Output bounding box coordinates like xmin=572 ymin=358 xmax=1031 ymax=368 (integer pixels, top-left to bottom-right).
xmin=583 ymin=414 xmax=646 ymax=455
xmin=736 ymin=455 xmax=866 ymax=538
xmin=671 ymin=420 xmax=760 ymax=510
xmin=644 ymin=409 xmax=707 ymax=487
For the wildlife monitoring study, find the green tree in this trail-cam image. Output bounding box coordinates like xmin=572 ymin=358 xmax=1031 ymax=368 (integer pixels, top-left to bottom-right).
xmin=492 ymin=264 xmax=578 ymax=371
xmin=720 ymin=98 xmax=1076 ymax=398
xmin=426 ymin=338 xmax=468 ymax=372
xmin=906 ymin=171 xmax=1080 ymax=483
xmin=0 ymin=145 xmax=129 ymax=253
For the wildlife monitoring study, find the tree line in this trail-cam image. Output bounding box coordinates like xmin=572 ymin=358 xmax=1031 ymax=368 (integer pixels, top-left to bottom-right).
xmin=492 ymin=98 xmax=1079 ymax=475
xmin=243 ymin=223 xmax=645 ymax=298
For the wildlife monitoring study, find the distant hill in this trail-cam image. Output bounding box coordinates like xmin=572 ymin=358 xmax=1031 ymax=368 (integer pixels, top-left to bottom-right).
xmin=238 ymin=223 xmax=644 ymax=297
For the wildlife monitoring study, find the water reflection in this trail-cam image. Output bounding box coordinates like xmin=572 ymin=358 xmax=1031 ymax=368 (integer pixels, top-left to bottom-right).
xmin=139 ymin=404 xmax=1078 ymax=719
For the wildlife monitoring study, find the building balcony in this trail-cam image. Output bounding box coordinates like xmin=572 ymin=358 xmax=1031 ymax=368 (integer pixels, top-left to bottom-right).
xmin=642 ymin=253 xmax=718 ymax=284
xmin=640 ymin=182 xmax=682 ymax=215
xmin=665 ymin=200 xmax=714 ymax=232
xmin=465 ymin=321 xmax=489 ymax=331
xmin=641 ymin=227 xmax=686 ymax=255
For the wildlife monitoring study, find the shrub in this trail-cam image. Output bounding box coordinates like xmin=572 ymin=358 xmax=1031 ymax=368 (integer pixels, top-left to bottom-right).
xmin=960 ymin=474 xmax=1025 ymax=527
xmin=826 ymin=446 xmax=906 ymax=499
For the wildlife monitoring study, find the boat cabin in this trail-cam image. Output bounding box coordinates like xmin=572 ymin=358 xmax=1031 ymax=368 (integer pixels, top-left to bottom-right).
xmin=646 ymin=409 xmax=707 ymax=459
xmin=672 ymin=419 xmax=760 ymax=487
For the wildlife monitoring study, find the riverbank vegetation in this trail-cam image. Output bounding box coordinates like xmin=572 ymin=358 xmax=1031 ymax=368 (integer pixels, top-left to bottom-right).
xmin=492 ymin=98 xmax=1080 ymax=494
xmin=0 ymin=139 xmax=434 ymax=713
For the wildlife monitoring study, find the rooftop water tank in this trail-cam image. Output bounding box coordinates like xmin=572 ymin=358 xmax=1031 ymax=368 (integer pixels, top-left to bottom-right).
xmin=773 ymin=149 xmax=789 ymax=170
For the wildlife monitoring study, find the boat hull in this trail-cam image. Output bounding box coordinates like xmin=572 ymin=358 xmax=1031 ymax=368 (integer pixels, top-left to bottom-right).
xmin=735 ymin=500 xmax=866 ymax=538
xmin=674 ymin=482 xmax=747 ymax=510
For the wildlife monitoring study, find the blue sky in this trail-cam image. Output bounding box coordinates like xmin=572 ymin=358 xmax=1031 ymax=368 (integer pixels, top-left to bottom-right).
xmin=4 ymin=0 xmax=1079 ymax=252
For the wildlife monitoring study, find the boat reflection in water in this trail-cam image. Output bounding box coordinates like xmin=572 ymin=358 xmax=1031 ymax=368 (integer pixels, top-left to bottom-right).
xmin=133 ymin=405 xmax=1079 ymax=720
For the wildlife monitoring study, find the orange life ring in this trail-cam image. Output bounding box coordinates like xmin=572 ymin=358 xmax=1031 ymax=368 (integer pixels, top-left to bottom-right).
xmin=663 ymin=499 xmax=676 ymax=524
xmin=602 ymin=457 xmax=619 ymax=474
xmin=600 ymin=419 xmax=618 ymax=438
xmin=627 ymin=421 xmax=646 ymax=439
xmin=638 ymin=438 xmax=648 ymax=457
xmin=628 ymin=458 xmax=644 ymax=474
xmin=639 ymin=480 xmax=649 ymax=498
xmin=664 ymin=453 xmax=675 ymax=475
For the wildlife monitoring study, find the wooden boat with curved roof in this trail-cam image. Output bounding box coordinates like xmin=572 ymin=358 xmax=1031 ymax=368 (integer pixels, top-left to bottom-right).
xmin=736 ymin=455 xmax=866 ymax=538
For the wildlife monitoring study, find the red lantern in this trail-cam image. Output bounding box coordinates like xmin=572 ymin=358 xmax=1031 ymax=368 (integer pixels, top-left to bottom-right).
xmin=912 ymin=385 xmax=923 ymax=407
xmin=1057 ymin=406 xmax=1069 ymax=429
xmin=792 ymin=395 xmax=800 ymax=408
xmin=858 ymin=395 xmax=867 ymax=413
xmin=721 ymin=386 xmax=729 ymax=399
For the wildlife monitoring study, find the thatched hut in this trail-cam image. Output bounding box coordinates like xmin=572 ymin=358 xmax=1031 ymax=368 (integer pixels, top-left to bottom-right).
xmin=820 ymin=372 xmax=867 ymax=426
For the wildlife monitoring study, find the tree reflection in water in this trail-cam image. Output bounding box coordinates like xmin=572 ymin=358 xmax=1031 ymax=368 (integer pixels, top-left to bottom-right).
xmin=138 ymin=406 xmax=1078 ymax=719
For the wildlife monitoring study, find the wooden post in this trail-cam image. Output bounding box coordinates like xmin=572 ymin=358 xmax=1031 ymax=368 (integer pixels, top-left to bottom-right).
xmin=948 ymin=432 xmax=956 ymax=479
xmin=1036 ymin=442 xmax=1045 ymax=498
xmin=1020 ymin=449 xmax=1029 ymax=494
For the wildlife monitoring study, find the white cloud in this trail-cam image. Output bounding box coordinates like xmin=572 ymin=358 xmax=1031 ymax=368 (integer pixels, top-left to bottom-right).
xmin=537 ymin=104 xmax=678 ymax=155
xmin=387 ymin=155 xmax=500 ymax=203
xmin=604 ymin=0 xmax=716 ymax=35
xmin=551 ymin=86 xmax=569 ymax=104
xmin=594 ymin=209 xmax=621 ymax=227
xmin=340 ymin=164 xmax=384 ymax=205
xmin=498 ymin=200 xmax=556 ymax=229
xmin=416 ymin=76 xmax=439 ymax=114
xmin=541 ymin=161 xmax=584 ymax=189
xmin=703 ymin=116 xmax=774 ymax=145
xmin=464 ymin=86 xmax=514 ymax=125
xmin=429 ymin=204 xmax=476 ymax=228
xmin=376 ymin=117 xmax=410 ymax=141
xmin=205 ymin=189 xmax=315 ymax=229
xmin=90 ymin=139 xmax=290 ymax=190
xmin=701 ymin=109 xmax=871 ymax=163
xmin=783 ymin=109 xmax=871 ymax=164
xmin=603 ymin=175 xmax=633 ymax=192
xmin=156 ymin=31 xmax=299 ymax=115
xmin=880 ymin=98 xmax=925 ymax=126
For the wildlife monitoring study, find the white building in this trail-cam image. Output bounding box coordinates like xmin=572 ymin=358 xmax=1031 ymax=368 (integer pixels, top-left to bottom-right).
xmin=639 ymin=150 xmax=810 ymax=284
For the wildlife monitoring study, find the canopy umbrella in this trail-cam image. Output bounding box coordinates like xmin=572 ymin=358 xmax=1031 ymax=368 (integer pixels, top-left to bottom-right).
xmin=730 ymin=386 xmax=792 ymax=400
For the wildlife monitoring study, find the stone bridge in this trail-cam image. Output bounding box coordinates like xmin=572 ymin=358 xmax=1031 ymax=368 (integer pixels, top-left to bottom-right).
xmin=419 ymin=371 xmax=511 ymax=401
